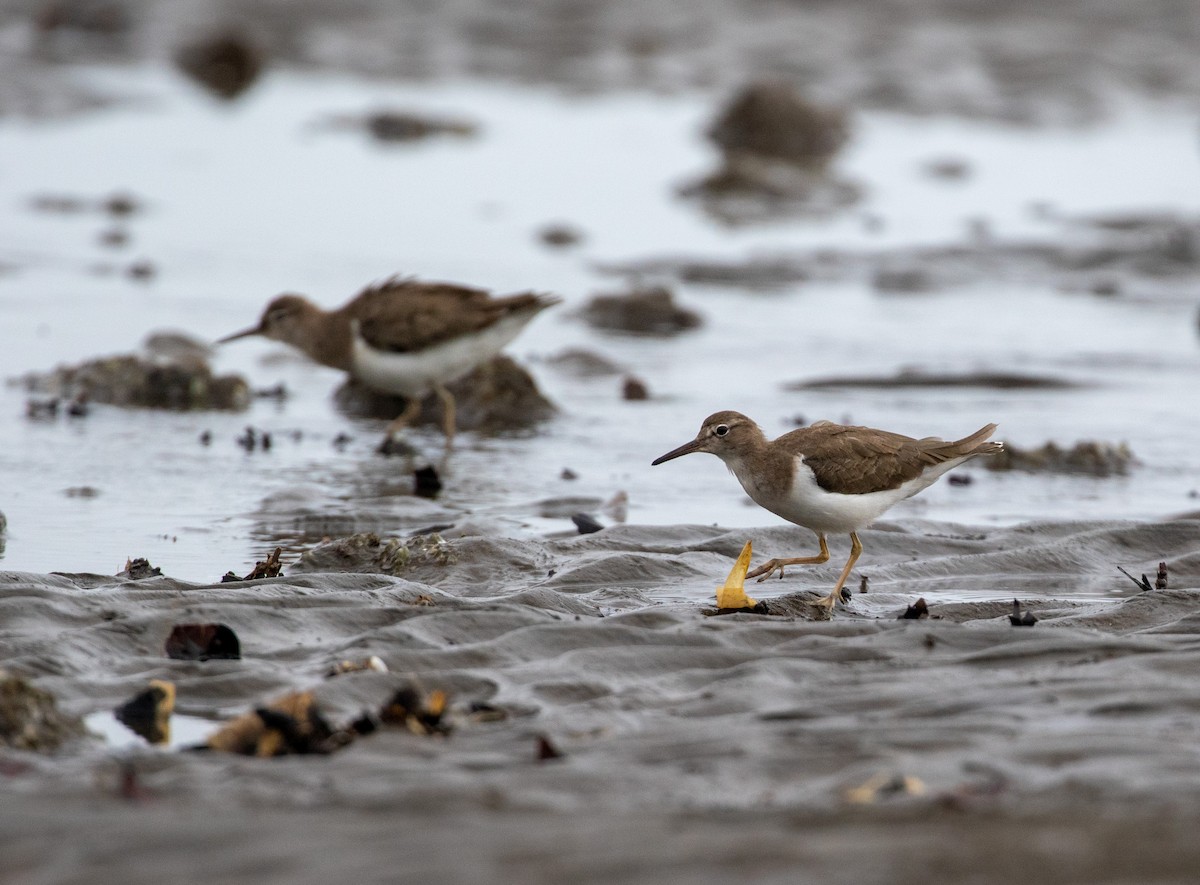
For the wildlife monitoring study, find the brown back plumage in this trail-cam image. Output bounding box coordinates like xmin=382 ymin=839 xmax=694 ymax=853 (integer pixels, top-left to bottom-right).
xmin=344 ymin=277 xmax=557 ymax=354
xmin=780 ymin=421 xmax=1001 ymax=494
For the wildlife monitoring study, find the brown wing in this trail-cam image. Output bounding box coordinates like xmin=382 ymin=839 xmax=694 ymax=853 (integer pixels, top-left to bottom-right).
xmin=779 ymin=422 xmax=994 ymax=494
xmin=344 ymin=277 xmax=550 ymax=353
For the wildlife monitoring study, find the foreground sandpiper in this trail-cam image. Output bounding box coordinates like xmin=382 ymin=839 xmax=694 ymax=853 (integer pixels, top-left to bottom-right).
xmin=652 ymin=411 xmax=1003 ymax=612
xmin=220 ymin=277 xmax=559 ymax=448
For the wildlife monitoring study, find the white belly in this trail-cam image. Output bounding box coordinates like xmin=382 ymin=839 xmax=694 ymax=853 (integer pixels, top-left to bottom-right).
xmin=734 ymin=454 xmax=973 ymax=535
xmin=349 ymin=313 xmax=532 ymax=397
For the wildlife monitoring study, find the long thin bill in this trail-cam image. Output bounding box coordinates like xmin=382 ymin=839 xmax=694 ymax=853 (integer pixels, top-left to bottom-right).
xmin=650 ymin=438 xmax=704 ymax=465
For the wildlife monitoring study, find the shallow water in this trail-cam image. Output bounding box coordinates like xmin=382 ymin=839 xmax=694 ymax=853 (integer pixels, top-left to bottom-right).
xmin=1 ymin=63 xmax=1198 ymax=578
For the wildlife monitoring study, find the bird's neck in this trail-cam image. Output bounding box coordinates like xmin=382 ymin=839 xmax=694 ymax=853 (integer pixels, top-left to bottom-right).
xmin=721 ymin=434 xmax=793 ymax=501
xmin=301 ymin=306 xmax=354 ymax=372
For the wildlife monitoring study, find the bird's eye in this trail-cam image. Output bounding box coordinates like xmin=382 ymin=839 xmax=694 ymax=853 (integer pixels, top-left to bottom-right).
xmin=714 ymin=424 xmax=729 ymax=437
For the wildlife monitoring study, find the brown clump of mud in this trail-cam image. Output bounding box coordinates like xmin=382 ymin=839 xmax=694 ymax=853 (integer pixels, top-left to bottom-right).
xmin=17 ymin=351 xmax=250 ymax=411
xmin=173 ymin=30 xmax=265 ymax=100
xmin=988 ymin=439 xmax=1138 ymax=476
xmin=708 ymin=81 xmax=849 ymax=168
xmin=333 ymin=355 xmax=556 ymax=433
xmin=680 ymin=81 xmax=860 ymax=225
xmin=581 ymin=285 xmax=702 ymax=336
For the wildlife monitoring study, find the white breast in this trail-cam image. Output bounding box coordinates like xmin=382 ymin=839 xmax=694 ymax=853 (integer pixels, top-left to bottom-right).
xmin=349 ymin=312 xmax=535 ymax=397
xmin=731 ymin=454 xmax=974 ymax=535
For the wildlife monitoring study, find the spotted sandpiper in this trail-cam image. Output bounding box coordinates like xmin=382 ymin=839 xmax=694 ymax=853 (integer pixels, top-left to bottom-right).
xmin=219 ymin=276 xmax=559 ymax=448
xmin=652 ymin=411 xmax=1002 ymax=612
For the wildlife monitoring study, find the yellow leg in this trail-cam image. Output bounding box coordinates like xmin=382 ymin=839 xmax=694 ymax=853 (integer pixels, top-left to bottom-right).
xmin=811 ymin=532 xmax=862 ymax=612
xmin=746 ymin=533 xmax=830 ymax=582
xmin=384 ymin=396 xmax=422 ymax=439
xmin=434 ymin=383 xmax=456 ymax=451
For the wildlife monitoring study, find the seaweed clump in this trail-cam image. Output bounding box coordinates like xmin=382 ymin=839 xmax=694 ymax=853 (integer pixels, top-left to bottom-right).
xmin=0 ymin=670 xmax=87 ymax=752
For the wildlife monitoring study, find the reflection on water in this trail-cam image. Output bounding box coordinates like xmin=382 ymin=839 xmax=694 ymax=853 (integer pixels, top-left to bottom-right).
xmin=0 ymin=64 xmax=1197 ymax=577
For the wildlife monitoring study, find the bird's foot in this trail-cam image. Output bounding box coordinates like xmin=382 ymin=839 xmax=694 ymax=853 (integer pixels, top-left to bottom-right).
xmin=376 ymin=433 xmax=419 ymax=458
xmin=811 ymin=586 xmax=850 ymax=613
xmin=747 ymin=559 xmax=787 ymax=582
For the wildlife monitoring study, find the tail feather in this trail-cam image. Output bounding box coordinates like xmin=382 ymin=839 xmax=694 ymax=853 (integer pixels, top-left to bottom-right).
xmin=919 ymin=423 xmax=1002 ymax=463
xmin=953 ymin=422 xmax=1002 ymax=457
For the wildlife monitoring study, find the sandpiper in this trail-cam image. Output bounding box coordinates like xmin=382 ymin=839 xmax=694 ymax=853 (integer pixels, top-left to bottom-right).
xmin=652 ymin=411 xmax=1002 ymax=612
xmin=219 ymin=277 xmax=559 ymax=448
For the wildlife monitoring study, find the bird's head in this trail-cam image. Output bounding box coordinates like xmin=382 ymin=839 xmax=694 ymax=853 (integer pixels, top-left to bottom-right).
xmin=651 ymin=411 xmax=764 ymax=466
xmin=217 ymin=294 xmax=318 ymax=347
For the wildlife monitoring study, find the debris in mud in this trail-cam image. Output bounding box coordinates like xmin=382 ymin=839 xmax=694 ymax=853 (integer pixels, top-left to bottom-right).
xmin=538 ymin=223 xmax=584 ymax=248
xmin=253 ymin=382 xmax=288 ymax=401
xmin=97 ymin=226 xmax=128 ymax=248
xmin=236 ymin=426 xmax=272 ymax=452
xmin=413 ymin=465 xmax=442 ymax=498
xmin=334 ymin=356 xmax=556 ymax=434
xmin=221 ymin=547 xmax=284 ymax=582
xmin=174 ymin=30 xmax=265 ymax=100
xmin=986 ymin=439 xmax=1137 ymax=476
xmin=1117 ymin=563 xmax=1165 ymax=593
xmin=113 ymin=680 xmax=175 ymax=745
xmin=536 ymin=734 xmax=564 ymax=762
xmin=622 ymin=375 xmax=649 ymax=401
xmin=570 ymin=513 xmax=603 ymax=535
xmin=1008 ymin=599 xmax=1037 ymax=626
xmin=0 ymin=669 xmax=87 ymax=752
xmin=17 ymin=351 xmax=250 ymax=411
xmin=364 ymin=110 xmax=477 ymax=143
xmin=581 ymin=285 xmax=702 ymax=336
xmin=64 ymin=486 xmax=100 ymax=499
xmin=899 ymin=598 xmax=929 ymax=620
xmin=859 ymin=575 xmax=869 ymax=594
xmin=380 ymin=685 xmax=450 ymax=736
xmin=948 ymin=474 xmax=972 ymax=486
xmin=712 ymin=541 xmax=759 ymax=612
xmin=560 ymin=467 xmax=578 ymax=480
xmin=204 ymin=690 xmax=347 ymax=756
xmin=292 ymin=532 xmax=454 ymax=576
xmin=164 ymin=624 xmax=241 ymax=661
xmin=789 ymin=369 xmax=1083 ymax=391
xmin=326 ymin=656 xmax=388 ymax=678
xmin=844 ymin=772 xmax=927 ymax=804
xmin=117 ymin=557 xmax=161 ymax=580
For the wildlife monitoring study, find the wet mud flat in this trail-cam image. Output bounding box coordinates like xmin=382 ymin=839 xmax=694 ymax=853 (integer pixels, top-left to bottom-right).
xmin=4 ymin=518 xmax=1200 ymax=883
